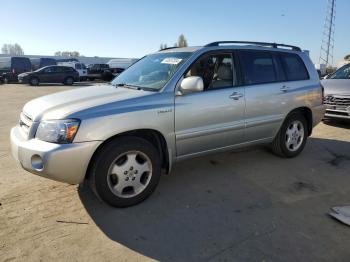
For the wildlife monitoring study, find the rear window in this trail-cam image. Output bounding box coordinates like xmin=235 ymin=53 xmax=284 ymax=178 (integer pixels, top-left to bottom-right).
xmin=280 ymin=53 xmax=309 ymax=81
xmin=239 ymin=51 xmax=277 ymax=85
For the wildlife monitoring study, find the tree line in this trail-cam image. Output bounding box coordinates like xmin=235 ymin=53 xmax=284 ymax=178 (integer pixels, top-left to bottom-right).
xmin=160 ymin=34 xmax=188 ymax=50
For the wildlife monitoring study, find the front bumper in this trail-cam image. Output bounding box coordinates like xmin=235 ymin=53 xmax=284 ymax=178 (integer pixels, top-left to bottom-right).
xmin=10 ymin=125 xmax=101 ymax=184
xmin=17 ymin=77 xmax=29 ymax=84
xmin=324 ymin=107 xmax=350 ymax=120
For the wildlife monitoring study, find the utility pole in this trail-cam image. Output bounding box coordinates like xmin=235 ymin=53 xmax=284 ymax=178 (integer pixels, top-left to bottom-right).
xmin=319 ymin=0 xmax=336 ymax=66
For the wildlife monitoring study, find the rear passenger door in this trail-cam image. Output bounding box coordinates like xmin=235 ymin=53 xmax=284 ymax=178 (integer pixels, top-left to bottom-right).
xmin=239 ymin=50 xmax=288 ymax=142
xmin=239 ymin=50 xmax=310 ymax=142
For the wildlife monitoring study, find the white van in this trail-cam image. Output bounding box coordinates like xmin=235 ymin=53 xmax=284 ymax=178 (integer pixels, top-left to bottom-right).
xmin=57 ymin=61 xmax=87 ymax=81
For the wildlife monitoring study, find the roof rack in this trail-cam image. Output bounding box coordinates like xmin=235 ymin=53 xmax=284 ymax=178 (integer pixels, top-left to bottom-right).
xmin=205 ymin=41 xmax=301 ymax=51
xmin=159 ymin=46 xmax=178 ymax=51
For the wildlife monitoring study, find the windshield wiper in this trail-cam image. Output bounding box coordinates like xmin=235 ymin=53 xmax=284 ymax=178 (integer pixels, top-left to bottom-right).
xmin=115 ymin=83 xmax=158 ymax=92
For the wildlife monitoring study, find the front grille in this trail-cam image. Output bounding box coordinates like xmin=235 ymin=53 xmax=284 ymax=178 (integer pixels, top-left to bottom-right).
xmin=19 ymin=112 xmax=33 ymax=137
xmin=324 ymin=95 xmax=350 ymax=107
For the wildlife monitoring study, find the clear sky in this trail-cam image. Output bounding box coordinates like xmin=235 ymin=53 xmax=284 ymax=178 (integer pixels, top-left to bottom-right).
xmin=1 ymin=0 xmax=348 ymax=64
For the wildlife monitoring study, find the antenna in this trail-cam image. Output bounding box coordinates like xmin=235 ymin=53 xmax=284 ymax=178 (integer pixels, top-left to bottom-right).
xmin=319 ymin=0 xmax=336 ymax=66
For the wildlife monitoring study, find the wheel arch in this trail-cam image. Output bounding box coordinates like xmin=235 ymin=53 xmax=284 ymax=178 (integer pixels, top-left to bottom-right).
xmin=85 ymin=128 xmax=170 ymax=180
xmin=287 ymin=107 xmax=313 ymax=136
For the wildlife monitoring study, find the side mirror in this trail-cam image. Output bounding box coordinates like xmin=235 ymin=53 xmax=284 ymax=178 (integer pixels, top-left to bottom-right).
xmin=179 ymin=76 xmax=204 ymax=95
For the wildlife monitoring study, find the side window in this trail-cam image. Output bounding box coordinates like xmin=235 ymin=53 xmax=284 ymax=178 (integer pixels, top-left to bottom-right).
xmin=280 ymin=53 xmax=309 ymax=81
xmin=185 ymin=53 xmax=236 ymax=90
xmin=44 ymin=67 xmax=54 ymax=73
xmin=239 ymin=51 xmax=277 ymax=85
xmin=75 ymin=63 xmax=82 ymax=70
xmin=55 ymin=67 xmax=65 ymax=72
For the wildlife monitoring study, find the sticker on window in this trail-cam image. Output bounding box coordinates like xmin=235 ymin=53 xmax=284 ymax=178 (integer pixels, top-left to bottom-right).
xmin=161 ymin=58 xmax=182 ymax=65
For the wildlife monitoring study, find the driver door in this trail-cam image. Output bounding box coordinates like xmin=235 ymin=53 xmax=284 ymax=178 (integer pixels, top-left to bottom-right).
xmin=175 ymin=52 xmax=245 ymax=157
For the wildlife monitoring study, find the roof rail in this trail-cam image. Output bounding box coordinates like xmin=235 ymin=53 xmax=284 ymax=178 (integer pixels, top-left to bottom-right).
xmin=159 ymin=46 xmax=178 ymax=51
xmin=205 ymin=41 xmax=301 ymax=51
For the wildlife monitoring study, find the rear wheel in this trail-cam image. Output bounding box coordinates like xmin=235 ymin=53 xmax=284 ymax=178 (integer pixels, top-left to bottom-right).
xmin=29 ymin=77 xmax=39 ymax=86
xmin=64 ymin=77 xmax=74 ymax=85
xmin=271 ymin=112 xmax=308 ymax=158
xmin=89 ymin=137 xmax=162 ymax=207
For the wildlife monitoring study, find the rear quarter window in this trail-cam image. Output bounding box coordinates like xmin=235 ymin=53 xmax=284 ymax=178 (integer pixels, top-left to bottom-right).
xmin=280 ymin=53 xmax=309 ymax=81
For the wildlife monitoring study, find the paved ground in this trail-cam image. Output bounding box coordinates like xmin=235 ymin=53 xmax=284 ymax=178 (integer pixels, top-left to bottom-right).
xmin=0 ymin=84 xmax=350 ymax=262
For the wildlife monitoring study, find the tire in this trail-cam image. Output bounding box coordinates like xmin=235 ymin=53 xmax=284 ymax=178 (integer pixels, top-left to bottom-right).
xmin=29 ymin=77 xmax=39 ymax=86
xmin=271 ymin=112 xmax=308 ymax=158
xmin=64 ymin=77 xmax=74 ymax=85
xmin=89 ymin=136 xmax=162 ymax=207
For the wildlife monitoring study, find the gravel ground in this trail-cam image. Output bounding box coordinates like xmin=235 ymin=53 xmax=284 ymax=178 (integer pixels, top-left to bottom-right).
xmin=0 ymin=84 xmax=350 ymax=262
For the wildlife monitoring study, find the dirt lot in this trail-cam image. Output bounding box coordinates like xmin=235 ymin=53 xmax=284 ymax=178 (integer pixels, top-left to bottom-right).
xmin=1 ymin=84 xmax=350 ymax=262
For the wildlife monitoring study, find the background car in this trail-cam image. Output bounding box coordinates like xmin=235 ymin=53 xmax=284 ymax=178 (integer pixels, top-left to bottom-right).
xmin=18 ymin=65 xmax=79 ymax=86
xmin=0 ymin=57 xmax=31 ymax=83
xmin=57 ymin=61 xmax=87 ymax=81
xmin=107 ymin=58 xmax=138 ymax=76
xmin=322 ymin=63 xmax=350 ymax=120
xmin=87 ymin=63 xmax=113 ymax=81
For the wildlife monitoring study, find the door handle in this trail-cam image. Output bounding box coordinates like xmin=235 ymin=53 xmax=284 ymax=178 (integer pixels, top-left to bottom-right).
xmin=280 ymin=85 xmax=289 ymax=92
xmin=229 ymin=92 xmax=244 ymax=100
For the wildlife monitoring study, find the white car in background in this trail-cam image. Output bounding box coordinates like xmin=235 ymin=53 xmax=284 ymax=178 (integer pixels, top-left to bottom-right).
xmin=57 ymin=61 xmax=87 ymax=81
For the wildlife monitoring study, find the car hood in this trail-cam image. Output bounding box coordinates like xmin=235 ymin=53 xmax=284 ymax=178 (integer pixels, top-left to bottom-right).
xmin=321 ymin=79 xmax=350 ymax=96
xmin=23 ymin=84 xmax=155 ymax=121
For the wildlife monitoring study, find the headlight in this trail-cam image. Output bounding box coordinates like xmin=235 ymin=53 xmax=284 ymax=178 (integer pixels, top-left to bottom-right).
xmin=35 ymin=119 xmax=80 ymax=143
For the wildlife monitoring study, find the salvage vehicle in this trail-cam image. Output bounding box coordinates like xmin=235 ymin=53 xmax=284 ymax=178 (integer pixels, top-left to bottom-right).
xmin=18 ymin=65 xmax=79 ymax=85
xmin=87 ymin=63 xmax=113 ymax=81
xmin=322 ymin=63 xmax=350 ymax=120
xmin=57 ymin=61 xmax=87 ymax=81
xmin=107 ymin=58 xmax=138 ymax=76
xmin=11 ymin=41 xmax=325 ymax=207
xmin=0 ymin=56 xmax=31 ymax=83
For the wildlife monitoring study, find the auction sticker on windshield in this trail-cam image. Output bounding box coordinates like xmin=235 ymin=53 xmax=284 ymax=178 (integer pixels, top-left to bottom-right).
xmin=161 ymin=58 xmax=182 ymax=65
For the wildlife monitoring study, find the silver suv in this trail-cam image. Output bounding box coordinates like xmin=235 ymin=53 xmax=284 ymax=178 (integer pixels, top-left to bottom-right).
xmin=11 ymin=41 xmax=325 ymax=207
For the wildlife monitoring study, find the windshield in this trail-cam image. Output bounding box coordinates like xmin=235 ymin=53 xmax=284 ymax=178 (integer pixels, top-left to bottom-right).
xmin=111 ymin=52 xmax=192 ymax=90
xmin=329 ymin=64 xmax=350 ymax=79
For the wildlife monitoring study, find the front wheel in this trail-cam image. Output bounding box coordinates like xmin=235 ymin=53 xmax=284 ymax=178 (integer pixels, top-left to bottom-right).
xmin=29 ymin=77 xmax=39 ymax=86
xmin=271 ymin=113 xmax=308 ymax=158
xmin=64 ymin=77 xmax=74 ymax=85
xmin=89 ymin=137 xmax=162 ymax=207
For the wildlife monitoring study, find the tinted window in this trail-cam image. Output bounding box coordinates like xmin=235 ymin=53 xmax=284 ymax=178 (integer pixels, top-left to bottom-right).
xmin=280 ymin=53 xmax=309 ymax=81
xmin=186 ymin=53 xmax=236 ymax=90
xmin=43 ymin=67 xmax=54 ymax=73
xmin=75 ymin=64 xmax=82 ymax=70
xmin=62 ymin=66 xmax=73 ymax=72
xmin=239 ymin=51 xmax=277 ymax=85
